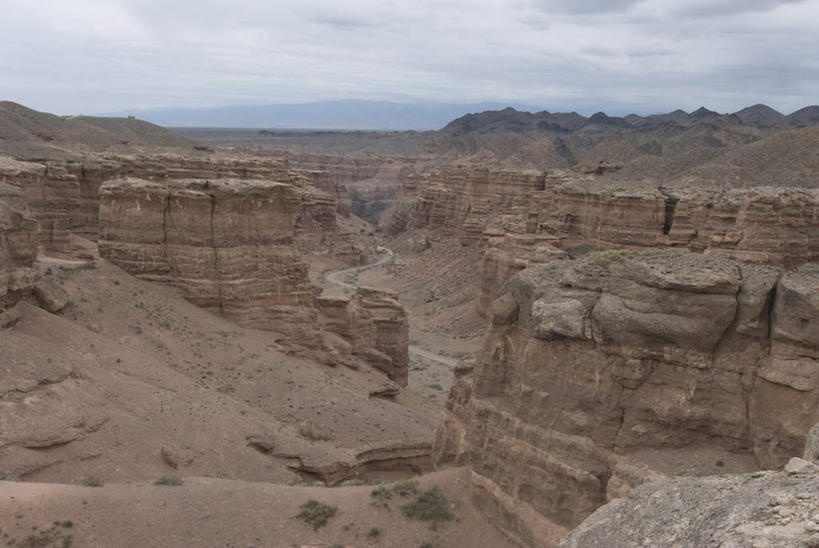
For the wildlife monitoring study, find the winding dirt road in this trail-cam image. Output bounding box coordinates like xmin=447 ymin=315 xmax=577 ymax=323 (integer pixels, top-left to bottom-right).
xmin=325 ymin=249 xmax=458 ymax=368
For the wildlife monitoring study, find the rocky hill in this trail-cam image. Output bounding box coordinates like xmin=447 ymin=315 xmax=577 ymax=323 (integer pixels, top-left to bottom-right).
xmin=0 ymin=101 xmax=194 ymax=159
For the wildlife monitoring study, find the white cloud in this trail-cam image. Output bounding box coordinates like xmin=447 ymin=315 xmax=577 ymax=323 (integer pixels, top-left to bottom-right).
xmin=0 ymin=0 xmax=817 ymax=115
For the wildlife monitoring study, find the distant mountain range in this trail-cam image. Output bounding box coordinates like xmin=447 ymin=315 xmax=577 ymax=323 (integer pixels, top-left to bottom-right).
xmin=101 ymin=100 xmax=819 ymax=132
xmin=441 ymin=104 xmax=819 ymax=135
xmin=102 ymin=100 xmax=541 ymax=131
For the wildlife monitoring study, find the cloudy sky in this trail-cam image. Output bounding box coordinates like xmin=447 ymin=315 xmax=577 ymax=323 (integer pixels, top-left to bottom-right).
xmin=2 ymin=0 xmax=818 ymax=116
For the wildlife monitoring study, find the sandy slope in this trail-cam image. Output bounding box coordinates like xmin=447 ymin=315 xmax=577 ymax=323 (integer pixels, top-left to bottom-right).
xmin=0 ymin=467 xmax=513 ymax=547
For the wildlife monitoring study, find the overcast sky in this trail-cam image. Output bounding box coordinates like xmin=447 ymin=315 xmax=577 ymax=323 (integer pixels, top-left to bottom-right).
xmin=2 ymin=0 xmax=818 ymax=116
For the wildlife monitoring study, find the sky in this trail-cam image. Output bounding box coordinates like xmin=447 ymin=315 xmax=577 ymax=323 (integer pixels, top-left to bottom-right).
xmin=2 ymin=0 xmax=818 ymax=116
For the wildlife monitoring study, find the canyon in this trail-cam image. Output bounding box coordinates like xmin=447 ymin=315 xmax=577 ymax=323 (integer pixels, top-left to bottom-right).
xmin=1 ymin=101 xmax=819 ymax=547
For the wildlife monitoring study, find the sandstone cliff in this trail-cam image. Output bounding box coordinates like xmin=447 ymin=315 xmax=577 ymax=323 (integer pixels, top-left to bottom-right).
xmin=99 ymin=177 xmax=316 ymax=325
xmin=433 ymin=251 xmax=819 ymax=546
xmin=1 ymin=153 xmax=358 ymax=261
xmin=536 ymin=175 xmax=819 ymax=268
xmin=394 ymin=165 xmax=819 ymax=271
xmin=317 ymin=287 xmax=410 ymax=386
xmin=409 ymin=167 xmax=545 ymax=244
xmin=0 ymin=183 xmax=39 ymax=324
xmin=98 ymin=177 xmax=408 ymax=385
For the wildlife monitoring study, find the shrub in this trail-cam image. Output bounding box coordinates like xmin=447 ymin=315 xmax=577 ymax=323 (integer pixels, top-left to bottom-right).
xmin=297 ymin=500 xmax=337 ymax=530
xmin=391 ymin=480 xmax=419 ymax=497
xmin=590 ymin=247 xmax=689 ymax=267
xmin=82 ymin=476 xmax=103 ymax=487
xmin=371 ymin=485 xmax=393 ymax=502
xmin=153 ymin=476 xmax=183 ymax=486
xmin=401 ymin=488 xmax=454 ymax=530
xmin=367 ymin=527 xmax=382 ymax=538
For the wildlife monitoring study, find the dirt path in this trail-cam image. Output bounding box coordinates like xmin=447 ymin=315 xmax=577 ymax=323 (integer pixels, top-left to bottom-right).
xmin=325 ymin=249 xmax=458 ymax=367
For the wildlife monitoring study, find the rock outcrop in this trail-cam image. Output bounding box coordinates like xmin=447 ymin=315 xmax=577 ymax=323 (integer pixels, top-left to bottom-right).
xmin=433 ymin=251 xmax=819 ymax=546
xmin=98 ymin=177 xmax=316 ymax=325
xmin=0 ymin=183 xmax=39 ymax=324
xmin=409 ymin=167 xmax=546 ymax=244
xmin=559 ymin=460 xmax=819 ymax=548
xmin=533 ymin=173 xmax=819 ymax=268
xmin=1 ymin=153 xmax=359 ymax=260
xmin=317 ymin=288 xmax=410 ymax=386
xmin=98 ymin=177 xmax=409 ymax=385
xmin=394 ymin=165 xmax=819 ymax=272
xmin=478 ymin=233 xmax=566 ymax=318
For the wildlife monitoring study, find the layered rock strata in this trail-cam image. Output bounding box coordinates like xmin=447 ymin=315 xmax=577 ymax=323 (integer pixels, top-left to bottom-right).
xmin=409 ymin=167 xmax=546 ymax=244
xmin=396 ymin=165 xmax=819 ymax=269
xmin=433 ymin=251 xmax=819 ymax=546
xmin=317 ymin=287 xmax=410 ymax=386
xmin=478 ymin=233 xmax=566 ymax=318
xmin=0 ymin=184 xmax=39 ymax=323
xmin=1 ymin=154 xmax=357 ymax=259
xmin=98 ymin=177 xmax=408 ymax=385
xmin=531 ymin=169 xmax=819 ymax=267
xmin=98 ymin=178 xmax=316 ymax=325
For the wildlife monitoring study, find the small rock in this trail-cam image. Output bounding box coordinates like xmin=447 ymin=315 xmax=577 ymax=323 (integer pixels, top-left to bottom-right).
xmin=369 ymin=383 xmax=401 ymax=398
xmin=784 ymin=457 xmax=819 ymax=476
xmin=161 ymin=446 xmax=180 ymax=469
xmin=34 ymin=279 xmax=69 ymax=313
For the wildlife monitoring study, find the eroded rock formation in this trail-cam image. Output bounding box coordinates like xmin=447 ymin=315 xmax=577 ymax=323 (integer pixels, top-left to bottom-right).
xmin=478 ymin=233 xmax=566 ymax=318
xmin=535 ymin=175 xmax=819 ymax=268
xmin=0 ymin=183 xmax=39 ymax=324
xmin=316 ymin=287 xmax=409 ymax=386
xmin=433 ymin=251 xmax=819 ymax=546
xmin=99 ymin=177 xmax=316 ymax=325
xmin=1 ymin=153 xmax=360 ymax=260
xmin=409 ymin=167 xmax=546 ymax=244
xmin=560 ymin=441 xmax=819 ymax=547
xmin=98 ymin=177 xmax=408 ymax=385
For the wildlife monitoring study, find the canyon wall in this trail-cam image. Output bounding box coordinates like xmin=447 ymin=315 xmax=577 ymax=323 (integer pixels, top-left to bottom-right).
xmin=433 ymin=251 xmax=819 ymax=546
xmin=409 ymin=167 xmax=545 ymax=244
xmin=98 ymin=177 xmax=408 ymax=385
xmin=0 ymin=183 xmax=39 ymax=324
xmin=98 ymin=177 xmax=316 ymax=325
xmin=395 ymin=165 xmax=819 ymax=269
xmin=535 ymin=177 xmax=819 ymax=268
xmin=0 ymin=154 xmax=358 ymax=260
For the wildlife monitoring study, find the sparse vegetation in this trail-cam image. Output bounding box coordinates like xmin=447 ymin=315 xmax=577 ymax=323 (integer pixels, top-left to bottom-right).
xmin=590 ymin=247 xmax=689 ymax=267
xmin=6 ymin=521 xmax=74 ymax=548
xmin=296 ymin=500 xmax=337 ymax=530
xmin=401 ymin=487 xmax=454 ymax=530
xmin=153 ymin=476 xmax=183 ymax=486
xmin=797 ymin=262 xmax=819 ymax=274
xmin=371 ymin=485 xmax=393 ymax=502
xmin=82 ymin=476 xmax=103 ymax=487
xmin=391 ymin=480 xmax=420 ymax=497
